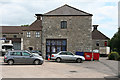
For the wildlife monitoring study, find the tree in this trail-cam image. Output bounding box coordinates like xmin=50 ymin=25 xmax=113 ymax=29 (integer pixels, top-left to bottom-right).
xmin=109 ymin=27 xmax=120 ymax=53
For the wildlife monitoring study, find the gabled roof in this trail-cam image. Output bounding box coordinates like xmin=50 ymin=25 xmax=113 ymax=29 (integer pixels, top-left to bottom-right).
xmin=0 ymin=26 xmax=22 ymax=34
xmin=43 ymin=4 xmax=92 ymax=16
xmin=22 ymin=20 xmax=42 ymax=31
xmin=92 ymin=29 xmax=110 ymax=40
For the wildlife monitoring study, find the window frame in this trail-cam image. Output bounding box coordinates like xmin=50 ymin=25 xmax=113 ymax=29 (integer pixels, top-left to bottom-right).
xmin=10 ymin=52 xmax=22 ymax=56
xmin=3 ymin=35 xmax=6 ymax=37
xmin=27 ymin=32 xmax=31 ymax=38
xmin=96 ymin=41 xmax=99 ymax=46
xmin=66 ymin=52 xmax=74 ymax=55
xmin=22 ymin=52 xmax=31 ymax=56
xmin=35 ymin=31 xmax=40 ymax=38
xmin=13 ymin=35 xmax=17 ymax=38
xmin=61 ymin=21 xmax=67 ymax=29
xmin=59 ymin=52 xmax=67 ymax=55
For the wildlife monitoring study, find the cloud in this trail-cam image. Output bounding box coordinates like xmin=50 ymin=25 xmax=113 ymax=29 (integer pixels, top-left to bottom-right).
xmin=0 ymin=0 xmax=119 ymax=38
xmin=118 ymin=1 xmax=120 ymax=27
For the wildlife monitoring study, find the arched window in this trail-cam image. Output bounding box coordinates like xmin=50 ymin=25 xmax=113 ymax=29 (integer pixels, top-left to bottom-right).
xmin=96 ymin=41 xmax=99 ymax=46
xmin=61 ymin=21 xmax=67 ymax=29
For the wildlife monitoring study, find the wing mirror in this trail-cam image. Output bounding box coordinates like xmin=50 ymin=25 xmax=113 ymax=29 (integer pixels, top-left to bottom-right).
xmin=30 ymin=54 xmax=33 ymax=57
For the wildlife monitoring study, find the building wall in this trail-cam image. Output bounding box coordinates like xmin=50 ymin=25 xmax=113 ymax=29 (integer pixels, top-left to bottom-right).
xmin=2 ymin=33 xmax=22 ymax=38
xmin=92 ymin=39 xmax=108 ymax=50
xmin=2 ymin=33 xmax=22 ymax=50
xmin=23 ymin=31 xmax=42 ymax=51
xmin=42 ymin=16 xmax=92 ymax=58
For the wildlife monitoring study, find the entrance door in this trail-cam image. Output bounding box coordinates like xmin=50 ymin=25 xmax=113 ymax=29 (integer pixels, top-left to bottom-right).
xmin=46 ymin=39 xmax=67 ymax=59
xmin=13 ymin=42 xmax=21 ymax=50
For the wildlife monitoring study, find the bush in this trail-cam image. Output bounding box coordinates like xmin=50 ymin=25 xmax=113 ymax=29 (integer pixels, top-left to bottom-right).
xmin=108 ymin=52 xmax=119 ymax=60
xmin=117 ymin=56 xmax=120 ymax=61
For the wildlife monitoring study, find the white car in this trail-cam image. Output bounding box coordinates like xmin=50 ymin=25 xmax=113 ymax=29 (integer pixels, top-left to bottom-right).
xmin=50 ymin=51 xmax=85 ymax=63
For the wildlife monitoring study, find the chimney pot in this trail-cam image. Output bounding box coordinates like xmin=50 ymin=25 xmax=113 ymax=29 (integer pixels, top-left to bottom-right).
xmin=93 ymin=25 xmax=98 ymax=30
xmin=37 ymin=16 xmax=42 ymax=20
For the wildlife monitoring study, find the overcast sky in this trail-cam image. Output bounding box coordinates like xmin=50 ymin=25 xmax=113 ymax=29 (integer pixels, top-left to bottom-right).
xmin=0 ymin=0 xmax=119 ymax=38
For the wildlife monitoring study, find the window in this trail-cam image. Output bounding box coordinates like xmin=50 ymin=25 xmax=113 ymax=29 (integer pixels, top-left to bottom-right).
xmin=13 ymin=35 xmax=17 ymax=38
xmin=22 ymin=52 xmax=30 ymax=56
xmin=2 ymin=46 xmax=4 ymax=49
xmin=36 ymin=31 xmax=40 ymax=38
xmin=59 ymin=52 xmax=67 ymax=55
xmin=27 ymin=32 xmax=31 ymax=38
xmin=104 ymin=41 xmax=107 ymax=46
xmin=28 ymin=47 xmax=33 ymax=50
xmin=10 ymin=52 xmax=22 ymax=56
xmin=96 ymin=41 xmax=99 ymax=46
xmin=46 ymin=40 xmax=50 ymax=45
xmin=46 ymin=39 xmax=67 ymax=55
xmin=61 ymin=21 xmax=67 ymax=29
xmin=66 ymin=52 xmax=73 ymax=55
xmin=3 ymin=35 xmax=6 ymax=37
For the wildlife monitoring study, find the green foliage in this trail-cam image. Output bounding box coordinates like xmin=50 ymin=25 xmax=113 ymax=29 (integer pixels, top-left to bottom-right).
xmin=108 ymin=52 xmax=119 ymax=60
xmin=117 ymin=56 xmax=120 ymax=61
xmin=109 ymin=28 xmax=120 ymax=53
xmin=21 ymin=25 xmax=29 ymax=27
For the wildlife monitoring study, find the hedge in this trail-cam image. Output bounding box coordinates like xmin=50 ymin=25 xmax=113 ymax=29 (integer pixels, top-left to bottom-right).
xmin=108 ymin=52 xmax=119 ymax=60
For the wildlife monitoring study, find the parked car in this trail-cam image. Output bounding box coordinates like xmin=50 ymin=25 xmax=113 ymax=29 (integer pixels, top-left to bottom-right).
xmin=50 ymin=51 xmax=85 ymax=63
xmin=28 ymin=50 xmax=42 ymax=56
xmin=4 ymin=50 xmax=44 ymax=65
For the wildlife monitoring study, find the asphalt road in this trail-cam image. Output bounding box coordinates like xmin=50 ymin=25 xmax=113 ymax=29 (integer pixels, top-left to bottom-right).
xmin=0 ymin=57 xmax=118 ymax=78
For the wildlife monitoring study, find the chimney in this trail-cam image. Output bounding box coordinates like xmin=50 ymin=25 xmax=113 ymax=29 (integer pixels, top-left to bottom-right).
xmin=93 ymin=25 xmax=98 ymax=30
xmin=37 ymin=16 xmax=42 ymax=20
xmin=35 ymin=14 xmax=43 ymax=20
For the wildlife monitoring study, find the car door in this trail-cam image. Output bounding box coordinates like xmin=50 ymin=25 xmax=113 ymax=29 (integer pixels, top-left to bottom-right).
xmin=66 ymin=52 xmax=76 ymax=61
xmin=59 ymin=52 xmax=67 ymax=60
xmin=22 ymin=52 xmax=33 ymax=63
xmin=10 ymin=52 xmax=23 ymax=63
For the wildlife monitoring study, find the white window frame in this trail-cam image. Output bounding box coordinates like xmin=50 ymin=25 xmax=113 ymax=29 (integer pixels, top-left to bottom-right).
xmin=36 ymin=31 xmax=40 ymax=38
xmin=27 ymin=32 xmax=31 ymax=38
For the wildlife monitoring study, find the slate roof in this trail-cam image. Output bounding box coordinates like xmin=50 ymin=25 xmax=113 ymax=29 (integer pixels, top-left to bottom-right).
xmin=22 ymin=20 xmax=42 ymax=31
xmin=92 ymin=29 xmax=110 ymax=40
xmin=0 ymin=26 xmax=22 ymax=34
xmin=37 ymin=4 xmax=92 ymax=16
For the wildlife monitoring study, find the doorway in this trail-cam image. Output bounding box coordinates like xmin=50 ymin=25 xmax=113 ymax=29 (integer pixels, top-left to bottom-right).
xmin=46 ymin=39 xmax=67 ymax=59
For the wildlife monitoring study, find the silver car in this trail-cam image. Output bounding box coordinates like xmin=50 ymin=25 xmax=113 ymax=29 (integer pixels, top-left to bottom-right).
xmin=4 ymin=50 xmax=44 ymax=65
xmin=50 ymin=51 xmax=85 ymax=63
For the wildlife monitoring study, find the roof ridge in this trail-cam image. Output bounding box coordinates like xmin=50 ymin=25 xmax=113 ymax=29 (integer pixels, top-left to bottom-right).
xmin=44 ymin=4 xmax=66 ymax=14
xmin=44 ymin=4 xmax=92 ymax=16
xmin=65 ymin=4 xmax=92 ymax=15
xmin=29 ymin=19 xmax=42 ymax=27
xmin=93 ymin=29 xmax=110 ymax=39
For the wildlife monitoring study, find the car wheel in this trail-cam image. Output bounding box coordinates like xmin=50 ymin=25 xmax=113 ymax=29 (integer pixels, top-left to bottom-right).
xmin=34 ymin=60 xmax=40 ymax=65
xmin=56 ymin=58 xmax=61 ymax=62
xmin=76 ymin=58 xmax=82 ymax=63
xmin=8 ymin=60 xmax=14 ymax=65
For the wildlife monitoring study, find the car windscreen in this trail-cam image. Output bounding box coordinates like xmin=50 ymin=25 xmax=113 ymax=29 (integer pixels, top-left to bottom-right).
xmin=2 ymin=45 xmax=13 ymax=50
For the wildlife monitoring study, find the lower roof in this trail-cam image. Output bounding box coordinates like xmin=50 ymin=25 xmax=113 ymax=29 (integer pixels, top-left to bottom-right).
xmin=0 ymin=26 xmax=22 ymax=34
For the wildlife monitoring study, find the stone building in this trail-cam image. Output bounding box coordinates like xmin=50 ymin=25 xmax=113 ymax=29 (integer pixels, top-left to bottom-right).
xmin=0 ymin=26 xmax=22 ymax=50
xmin=0 ymin=4 xmax=110 ymax=58
xmin=92 ymin=25 xmax=110 ymax=50
xmin=36 ymin=4 xmax=93 ymax=58
xmin=22 ymin=19 xmax=42 ymax=51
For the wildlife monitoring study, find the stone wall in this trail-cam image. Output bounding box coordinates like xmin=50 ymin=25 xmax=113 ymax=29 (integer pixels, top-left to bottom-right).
xmin=42 ymin=16 xmax=92 ymax=58
xmin=92 ymin=39 xmax=108 ymax=50
xmin=23 ymin=31 xmax=42 ymax=51
xmin=2 ymin=33 xmax=22 ymax=38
